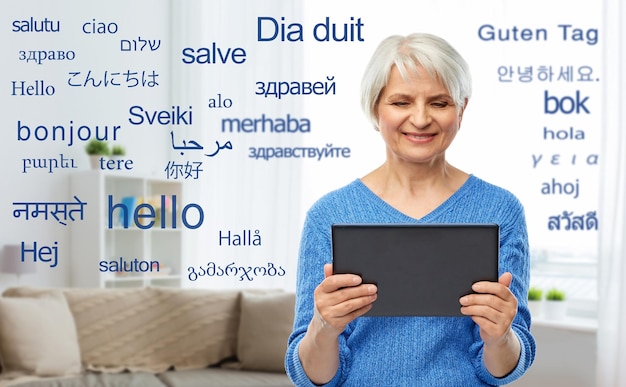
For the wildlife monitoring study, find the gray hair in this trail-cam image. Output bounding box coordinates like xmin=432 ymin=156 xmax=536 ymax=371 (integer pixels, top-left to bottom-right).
xmin=361 ymin=33 xmax=472 ymax=128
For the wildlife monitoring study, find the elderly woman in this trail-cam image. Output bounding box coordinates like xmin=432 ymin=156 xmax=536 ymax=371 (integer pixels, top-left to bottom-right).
xmin=285 ymin=33 xmax=535 ymax=386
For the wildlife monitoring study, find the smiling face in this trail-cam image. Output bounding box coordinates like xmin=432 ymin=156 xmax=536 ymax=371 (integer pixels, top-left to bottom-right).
xmin=376 ymin=65 xmax=466 ymax=168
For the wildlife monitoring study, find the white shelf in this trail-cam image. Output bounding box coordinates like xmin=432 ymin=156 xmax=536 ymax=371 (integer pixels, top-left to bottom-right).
xmin=531 ymin=316 xmax=597 ymax=333
xmin=70 ymin=170 xmax=187 ymax=288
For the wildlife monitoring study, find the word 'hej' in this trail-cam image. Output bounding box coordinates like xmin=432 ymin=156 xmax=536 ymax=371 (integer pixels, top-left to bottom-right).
xmin=19 ymin=241 xmax=58 ymax=268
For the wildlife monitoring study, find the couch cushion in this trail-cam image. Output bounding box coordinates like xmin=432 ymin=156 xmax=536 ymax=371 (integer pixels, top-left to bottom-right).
xmin=0 ymin=372 xmax=167 ymax=387
xmin=3 ymin=287 xmax=240 ymax=373
xmin=0 ymin=291 xmax=81 ymax=378
xmin=236 ymin=291 xmax=295 ymax=372
xmin=157 ymin=368 xmax=293 ymax=387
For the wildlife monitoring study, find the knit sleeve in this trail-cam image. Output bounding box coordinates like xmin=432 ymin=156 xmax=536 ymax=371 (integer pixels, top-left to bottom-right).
xmin=284 ymin=203 xmax=352 ymax=387
xmin=471 ymin=197 xmax=537 ymax=385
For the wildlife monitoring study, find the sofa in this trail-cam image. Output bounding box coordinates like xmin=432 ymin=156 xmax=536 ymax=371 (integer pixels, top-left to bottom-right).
xmin=0 ymin=286 xmax=296 ymax=387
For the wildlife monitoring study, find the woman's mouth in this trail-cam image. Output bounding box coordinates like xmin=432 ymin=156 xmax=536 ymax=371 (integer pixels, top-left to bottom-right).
xmin=404 ymin=132 xmax=435 ymax=141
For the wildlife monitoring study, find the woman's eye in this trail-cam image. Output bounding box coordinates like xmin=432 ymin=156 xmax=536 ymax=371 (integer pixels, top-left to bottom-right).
xmin=432 ymin=101 xmax=449 ymax=108
xmin=392 ymin=101 xmax=409 ymax=106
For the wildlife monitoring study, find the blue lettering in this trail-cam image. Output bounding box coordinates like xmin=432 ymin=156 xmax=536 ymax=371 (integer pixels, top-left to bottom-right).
xmin=257 ymin=16 xmax=303 ymax=42
xmin=477 ymin=24 xmax=547 ymax=42
xmin=12 ymin=17 xmax=60 ymax=33
xmin=221 ymin=114 xmax=310 ymax=133
xmin=313 ymin=16 xmax=364 ymax=42
xmin=82 ymin=19 xmax=118 ymax=34
xmin=180 ymin=44 xmax=247 ymax=64
xmin=107 ymin=195 xmax=203 ymax=229
xmin=128 ymin=105 xmax=193 ymax=125
xmin=544 ymin=90 xmax=590 ymax=115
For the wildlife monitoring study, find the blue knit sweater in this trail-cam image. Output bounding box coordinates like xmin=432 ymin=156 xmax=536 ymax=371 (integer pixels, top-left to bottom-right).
xmin=285 ymin=176 xmax=535 ymax=387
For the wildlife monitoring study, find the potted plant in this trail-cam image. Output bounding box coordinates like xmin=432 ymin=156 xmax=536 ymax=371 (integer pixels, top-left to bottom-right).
xmin=527 ymin=287 xmax=543 ymax=317
xmin=544 ymin=288 xmax=567 ymax=320
xmin=111 ymin=144 xmax=126 ymax=157
xmin=85 ymin=139 xmax=110 ymax=169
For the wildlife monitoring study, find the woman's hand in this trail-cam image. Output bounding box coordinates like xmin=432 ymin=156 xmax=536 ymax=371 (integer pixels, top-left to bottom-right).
xmin=459 ymin=272 xmax=517 ymax=344
xmin=459 ymin=272 xmax=521 ymax=377
xmin=298 ymin=264 xmax=377 ymax=384
xmin=313 ymin=263 xmax=378 ymax=336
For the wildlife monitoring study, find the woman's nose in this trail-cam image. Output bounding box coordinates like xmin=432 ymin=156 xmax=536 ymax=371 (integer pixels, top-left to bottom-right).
xmin=409 ymin=105 xmax=432 ymax=128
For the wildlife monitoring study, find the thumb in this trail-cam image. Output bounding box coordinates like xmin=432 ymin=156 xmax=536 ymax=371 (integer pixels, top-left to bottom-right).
xmin=499 ymin=272 xmax=513 ymax=288
xmin=324 ymin=263 xmax=333 ymax=278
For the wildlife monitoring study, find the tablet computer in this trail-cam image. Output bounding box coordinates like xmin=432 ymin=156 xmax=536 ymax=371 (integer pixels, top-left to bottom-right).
xmin=331 ymin=224 xmax=499 ymax=317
